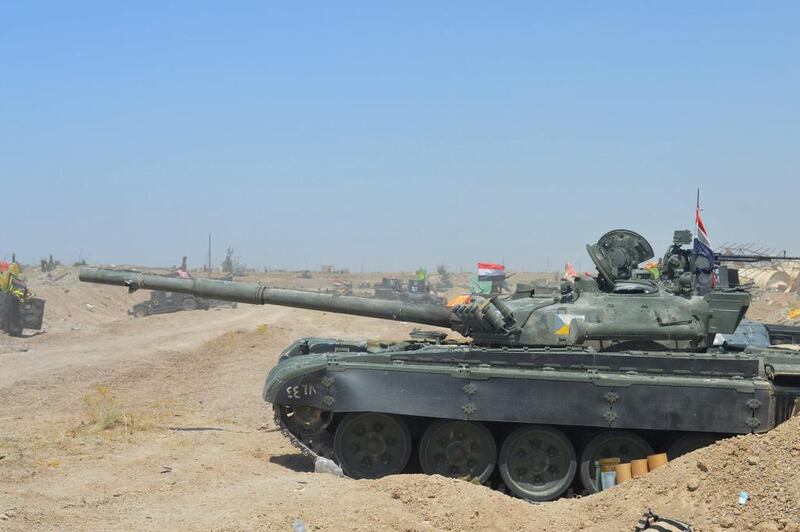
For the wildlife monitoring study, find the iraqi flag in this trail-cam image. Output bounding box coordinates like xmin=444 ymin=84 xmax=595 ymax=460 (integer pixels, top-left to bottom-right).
xmin=478 ymin=262 xmax=505 ymax=280
xmin=693 ymin=208 xmax=715 ymax=273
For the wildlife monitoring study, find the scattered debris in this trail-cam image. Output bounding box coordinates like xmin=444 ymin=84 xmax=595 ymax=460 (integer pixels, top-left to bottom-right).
xmin=48 ymin=271 xmax=70 ymax=283
xmin=635 ymin=509 xmax=693 ymax=531
xmin=314 ymin=457 xmax=343 ymax=477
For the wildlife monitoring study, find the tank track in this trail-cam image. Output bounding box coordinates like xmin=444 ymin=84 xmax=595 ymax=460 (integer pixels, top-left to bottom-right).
xmin=272 ymin=404 xmax=342 ymax=473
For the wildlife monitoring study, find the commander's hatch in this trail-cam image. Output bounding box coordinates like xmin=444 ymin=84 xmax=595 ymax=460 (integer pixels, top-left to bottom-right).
xmin=586 ymin=229 xmax=654 ymax=289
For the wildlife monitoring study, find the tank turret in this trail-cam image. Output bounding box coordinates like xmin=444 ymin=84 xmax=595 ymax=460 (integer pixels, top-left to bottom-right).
xmin=80 ymin=228 xmax=750 ymax=351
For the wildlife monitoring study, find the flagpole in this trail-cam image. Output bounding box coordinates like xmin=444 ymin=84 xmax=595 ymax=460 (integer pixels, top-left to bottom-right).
xmin=695 ymin=188 xmax=700 ymax=239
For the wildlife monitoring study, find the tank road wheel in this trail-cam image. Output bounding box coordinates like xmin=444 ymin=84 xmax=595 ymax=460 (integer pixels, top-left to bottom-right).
xmin=418 ymin=420 xmax=497 ymax=483
xmin=667 ymin=433 xmax=721 ymax=460
xmin=133 ymin=308 xmax=148 ymax=318
xmin=182 ymin=298 xmax=198 ymax=311
xmin=333 ymin=413 xmax=412 ymax=479
xmin=498 ymin=425 xmax=576 ymax=502
xmin=579 ymin=430 xmax=653 ymax=493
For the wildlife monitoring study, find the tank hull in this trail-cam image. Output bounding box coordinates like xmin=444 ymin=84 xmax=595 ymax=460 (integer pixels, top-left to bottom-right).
xmin=264 ymin=338 xmax=800 ymax=499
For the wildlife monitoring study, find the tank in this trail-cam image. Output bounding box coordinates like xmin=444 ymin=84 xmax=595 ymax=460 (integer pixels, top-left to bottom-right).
xmin=78 ymin=229 xmax=800 ymax=501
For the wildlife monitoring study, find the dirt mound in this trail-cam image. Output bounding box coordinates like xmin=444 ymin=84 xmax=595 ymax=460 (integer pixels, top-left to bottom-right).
xmin=20 ymin=266 xmax=149 ymax=332
xmin=348 ymin=416 xmax=800 ymax=531
xmin=366 ymin=475 xmax=546 ymax=530
xmin=534 ymin=415 xmax=800 ymax=531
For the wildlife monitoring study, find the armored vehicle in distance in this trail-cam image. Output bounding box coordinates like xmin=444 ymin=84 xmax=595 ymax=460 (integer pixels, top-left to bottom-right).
xmin=79 ymin=229 xmax=800 ymax=501
xmin=129 ymin=290 xmax=211 ymax=317
xmin=373 ymin=277 xmax=445 ymax=305
xmin=0 ymin=293 xmax=45 ymax=336
xmin=319 ymin=280 xmax=353 ymax=297
xmin=373 ymin=277 xmax=403 ymax=299
xmin=1 ymin=262 xmax=45 ymax=336
xmin=128 ymin=270 xmax=236 ymax=317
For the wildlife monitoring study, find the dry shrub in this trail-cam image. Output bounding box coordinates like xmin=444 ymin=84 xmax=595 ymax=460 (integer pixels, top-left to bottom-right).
xmin=248 ymin=447 xmax=269 ymax=460
xmin=34 ymin=458 xmax=60 ymax=469
xmin=81 ymin=384 xmax=161 ymax=435
xmin=83 ymin=384 xmax=124 ymax=430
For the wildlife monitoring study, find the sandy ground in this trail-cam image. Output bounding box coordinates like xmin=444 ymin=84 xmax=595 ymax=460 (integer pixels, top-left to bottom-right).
xmin=1 ymin=267 xmax=799 ymax=531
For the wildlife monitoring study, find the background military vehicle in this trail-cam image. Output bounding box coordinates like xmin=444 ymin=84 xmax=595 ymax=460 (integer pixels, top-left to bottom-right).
xmin=128 ymin=269 xmax=235 ymax=317
xmin=79 ymin=229 xmax=800 ymax=502
xmin=1 ymin=261 xmax=45 ymax=336
xmin=0 ymin=292 xmax=45 ymax=336
xmin=129 ymin=290 xmax=211 ymax=317
xmin=373 ymin=277 xmax=445 ymax=305
xmin=319 ymin=280 xmax=353 ymax=297
xmin=373 ymin=277 xmax=404 ymax=299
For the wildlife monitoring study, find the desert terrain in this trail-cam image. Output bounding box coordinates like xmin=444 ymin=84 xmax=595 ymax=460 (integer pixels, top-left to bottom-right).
xmin=1 ymin=266 xmax=800 ymax=531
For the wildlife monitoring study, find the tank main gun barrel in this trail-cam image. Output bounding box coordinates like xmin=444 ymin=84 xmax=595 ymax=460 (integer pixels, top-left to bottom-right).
xmin=714 ymin=253 xmax=800 ymax=263
xmin=79 ymin=268 xmax=453 ymax=328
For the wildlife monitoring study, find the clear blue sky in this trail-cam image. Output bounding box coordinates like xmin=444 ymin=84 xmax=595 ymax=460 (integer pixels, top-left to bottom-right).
xmin=2 ymin=2 xmax=798 ymax=272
